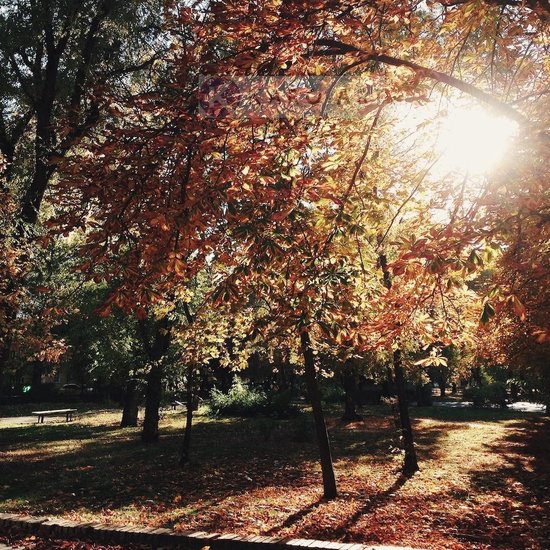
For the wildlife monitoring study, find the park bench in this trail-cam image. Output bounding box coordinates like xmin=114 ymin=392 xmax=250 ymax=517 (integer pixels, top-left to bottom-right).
xmin=171 ymin=400 xmax=185 ymax=410
xmin=32 ymin=408 xmax=77 ymax=424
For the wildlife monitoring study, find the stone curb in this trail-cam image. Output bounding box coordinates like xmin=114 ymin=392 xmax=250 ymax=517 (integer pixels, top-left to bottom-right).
xmin=0 ymin=513 xmax=419 ymax=550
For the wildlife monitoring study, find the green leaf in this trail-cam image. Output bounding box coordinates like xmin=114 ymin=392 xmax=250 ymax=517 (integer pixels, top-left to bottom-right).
xmin=480 ymin=301 xmax=495 ymax=324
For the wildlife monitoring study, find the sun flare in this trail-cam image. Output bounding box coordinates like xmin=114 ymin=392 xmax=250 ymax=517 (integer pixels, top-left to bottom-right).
xmin=435 ymin=106 xmax=518 ymax=175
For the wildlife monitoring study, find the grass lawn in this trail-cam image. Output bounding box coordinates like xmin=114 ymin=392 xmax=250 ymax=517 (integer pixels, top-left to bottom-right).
xmin=0 ymin=402 xmax=548 ymax=549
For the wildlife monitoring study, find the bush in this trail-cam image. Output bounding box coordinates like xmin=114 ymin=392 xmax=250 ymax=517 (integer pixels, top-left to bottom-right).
xmin=415 ymin=384 xmax=433 ymax=406
xmin=209 ymin=380 xmax=301 ymax=418
xmin=463 ymin=383 xmax=508 ymax=408
xmin=319 ymin=380 xmax=345 ymax=404
xmin=265 ymin=388 xmax=300 ymax=419
xmin=209 ymin=379 xmax=267 ymax=417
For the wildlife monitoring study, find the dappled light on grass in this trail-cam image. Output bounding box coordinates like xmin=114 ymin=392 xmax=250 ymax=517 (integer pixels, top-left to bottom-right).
xmin=0 ymin=439 xmax=87 ymax=463
xmin=0 ymin=406 xmax=548 ymax=549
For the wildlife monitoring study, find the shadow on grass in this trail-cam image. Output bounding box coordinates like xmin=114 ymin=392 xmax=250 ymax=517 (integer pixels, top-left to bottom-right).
xmin=455 ymin=417 xmax=550 ymax=550
xmin=330 ymin=409 xmax=464 ymax=464
xmin=335 ymin=474 xmax=408 ymax=536
xmin=0 ymin=408 xmax=421 ymax=520
xmin=261 ymin=474 xmax=406 ymax=538
xmin=264 ymin=497 xmax=325 ymax=534
xmin=413 ymin=421 xmax=464 ymax=462
xmin=411 ymin=404 xmax=541 ymax=422
xmin=1 ymin=404 xmax=547 ymax=549
xmin=0 ymin=414 xmax=323 ymax=518
xmin=0 ymin=421 xmax=123 ymax=446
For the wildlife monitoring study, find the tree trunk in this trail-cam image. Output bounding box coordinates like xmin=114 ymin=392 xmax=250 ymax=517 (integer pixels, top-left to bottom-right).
xmin=121 ymin=378 xmax=139 ymax=427
xmin=379 ymin=251 xmax=419 ymax=476
xmin=0 ymin=297 xmax=17 ymax=397
xmin=139 ymin=315 xmax=171 ymax=443
xmin=30 ymin=360 xmax=44 ymax=397
xmin=341 ymin=369 xmax=362 ymax=422
xmin=439 ymin=369 xmax=448 ymax=398
xmin=179 ymin=365 xmax=194 ymax=465
xmin=300 ymin=329 xmax=337 ymax=499
xmin=393 ymin=349 xmax=419 ymax=476
xmin=20 ymin=55 xmax=57 ymax=227
xmin=0 ymin=342 xmax=9 ymax=395
xmin=141 ymin=363 xmax=162 ymax=443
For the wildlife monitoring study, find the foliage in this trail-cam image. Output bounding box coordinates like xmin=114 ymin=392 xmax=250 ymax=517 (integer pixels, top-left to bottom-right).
xmin=0 ymin=0 xmax=166 ymax=192
xmin=319 ymin=380 xmax=345 ymax=404
xmin=0 ymin=0 xmax=168 ymax=396
xmin=209 ymin=378 xmax=300 ymax=418
xmin=56 ymin=283 xmax=145 ymax=396
xmin=41 ymin=1 xmax=546 ymax=392
xmin=209 ymin=379 xmax=268 ymax=417
xmin=463 ymin=382 xmax=508 ymax=408
xmin=1 ymin=157 xmax=69 ymax=385
xmin=1 ymin=0 xmax=548 ymax=515
xmin=475 ymin=207 xmax=550 ymax=404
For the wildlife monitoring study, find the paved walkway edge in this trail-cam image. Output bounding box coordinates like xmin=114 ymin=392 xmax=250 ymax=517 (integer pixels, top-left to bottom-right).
xmin=0 ymin=512 xmax=419 ymax=550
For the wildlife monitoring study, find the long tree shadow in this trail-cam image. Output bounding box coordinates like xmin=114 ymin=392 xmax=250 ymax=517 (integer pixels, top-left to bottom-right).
xmin=0 ymin=414 xmax=324 ymax=518
xmin=0 ymin=407 xmax=465 ymax=521
xmin=455 ymin=417 xmax=550 ymax=549
xmin=411 ymin=404 xmax=540 ymax=423
xmin=0 ymin=408 xmax=420 ymax=528
xmin=257 ymin=473 xmax=410 ymax=543
xmin=0 ymin=421 xmax=123 ymax=447
xmin=333 ymin=474 xmax=407 ymax=539
xmin=3 ymin=406 xmax=545 ymax=546
xmin=264 ymin=497 xmax=325 ymax=534
xmin=328 ymin=406 xmax=463 ymax=463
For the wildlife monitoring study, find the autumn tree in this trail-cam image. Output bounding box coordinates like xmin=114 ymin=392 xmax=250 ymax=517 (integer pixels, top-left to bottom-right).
xmin=52 ymin=0 xmax=548 ymax=487
xmin=0 ymin=0 xmax=166 ymax=392
xmin=474 ymin=126 xmax=550 ymax=411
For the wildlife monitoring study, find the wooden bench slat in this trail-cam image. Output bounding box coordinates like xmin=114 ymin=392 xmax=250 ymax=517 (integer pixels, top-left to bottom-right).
xmin=32 ymin=409 xmax=77 ymax=414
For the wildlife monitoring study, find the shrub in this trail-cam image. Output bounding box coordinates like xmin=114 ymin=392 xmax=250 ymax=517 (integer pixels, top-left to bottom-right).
xmin=319 ymin=380 xmax=345 ymax=403
xmin=209 ymin=379 xmax=267 ymax=417
xmin=209 ymin=379 xmax=301 ymax=418
xmin=463 ymin=383 xmax=508 ymax=408
xmin=265 ymin=388 xmax=300 ymax=419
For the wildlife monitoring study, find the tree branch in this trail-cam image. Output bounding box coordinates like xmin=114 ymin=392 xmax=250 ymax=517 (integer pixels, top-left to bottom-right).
xmin=313 ymin=39 xmax=529 ymax=126
xmin=69 ymin=0 xmax=113 ymax=115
